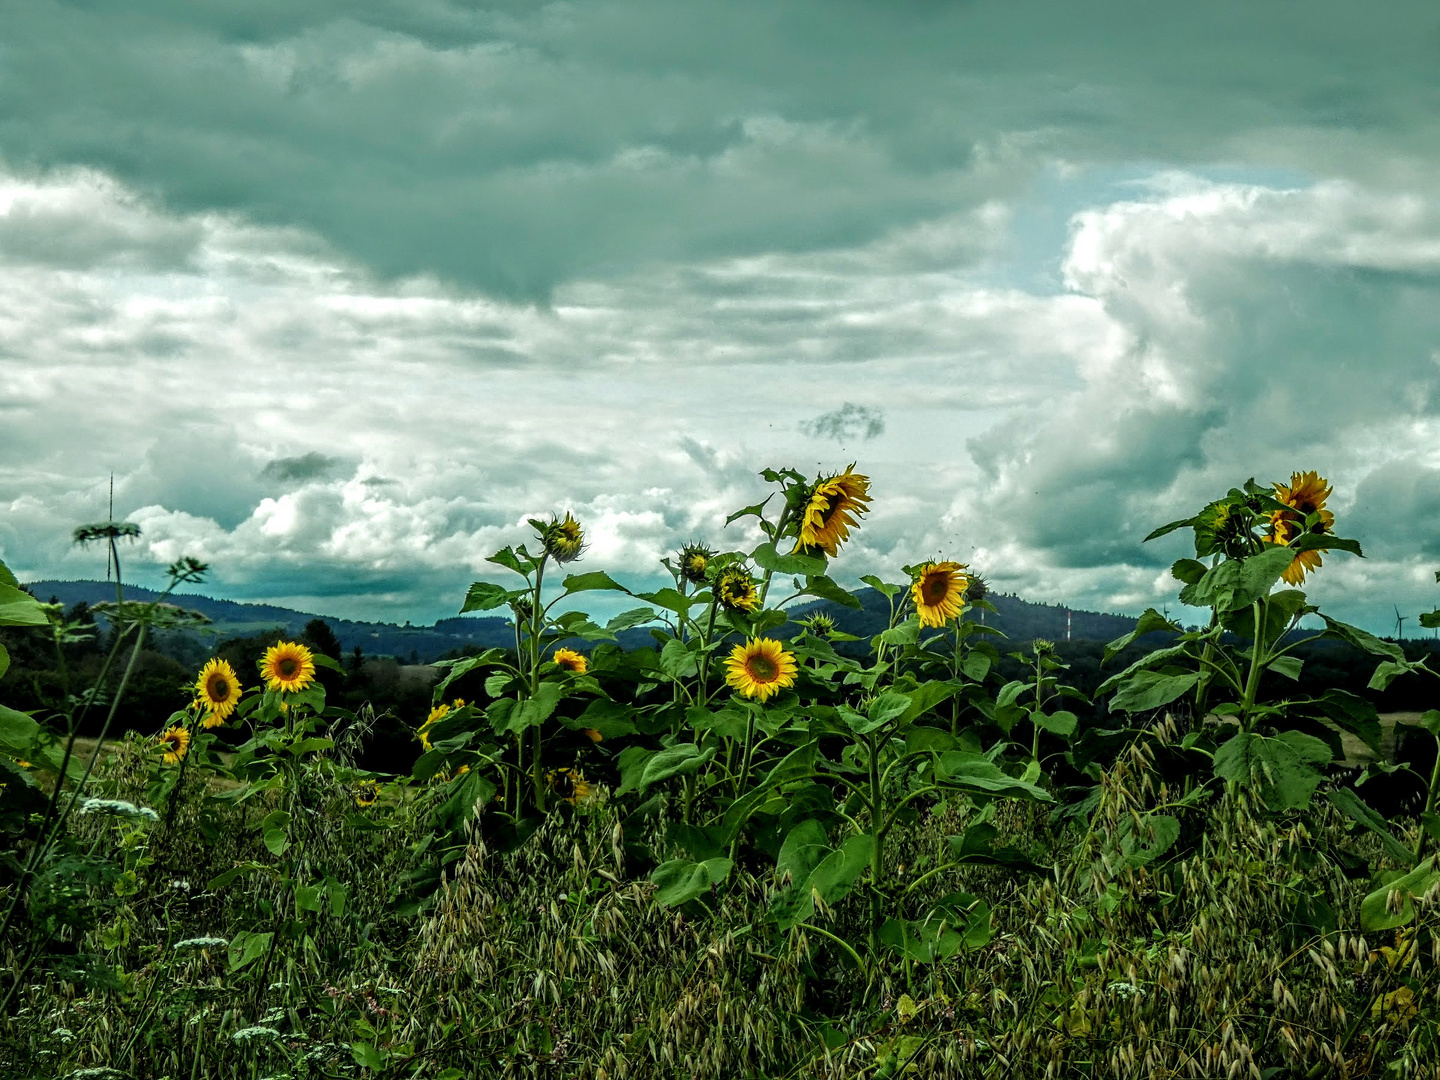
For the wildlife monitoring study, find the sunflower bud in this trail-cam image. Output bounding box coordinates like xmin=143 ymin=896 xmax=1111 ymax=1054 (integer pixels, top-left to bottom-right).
xmin=678 ymin=543 xmax=715 ymax=585
xmin=964 ymin=573 xmax=989 ymax=604
xmin=805 ymin=613 xmax=837 ymax=637
xmin=540 ymin=512 xmax=586 ymax=564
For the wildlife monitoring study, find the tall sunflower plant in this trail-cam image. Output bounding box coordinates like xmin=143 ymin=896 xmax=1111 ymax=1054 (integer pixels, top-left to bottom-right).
xmin=204 ymin=639 xmax=361 ymax=993
xmin=1098 ymin=472 xmax=1391 ymax=831
xmin=648 ymin=487 xmax=1056 ymax=973
xmin=430 ymin=513 xmax=620 ymax=824
xmin=613 ymin=466 xmax=876 ymax=832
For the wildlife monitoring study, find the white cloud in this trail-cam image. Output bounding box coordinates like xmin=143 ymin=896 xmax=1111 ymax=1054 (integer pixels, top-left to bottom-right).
xmin=6 ymin=160 xmax=1440 ymax=632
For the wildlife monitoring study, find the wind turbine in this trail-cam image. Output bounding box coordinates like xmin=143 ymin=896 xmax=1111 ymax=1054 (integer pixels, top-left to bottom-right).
xmin=1395 ymin=605 xmax=1407 ymax=641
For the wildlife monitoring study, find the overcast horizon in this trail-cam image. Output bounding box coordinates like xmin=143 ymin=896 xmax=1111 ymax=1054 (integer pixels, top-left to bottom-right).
xmin=4 ymin=2 xmax=1440 ymax=634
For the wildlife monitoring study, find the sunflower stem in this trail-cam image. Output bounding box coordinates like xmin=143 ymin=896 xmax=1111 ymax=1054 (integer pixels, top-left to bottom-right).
xmin=530 ymin=557 xmax=548 ymax=813
xmin=868 ymin=732 xmax=884 ymax=958
xmin=1239 ymin=597 xmax=1269 ymax=729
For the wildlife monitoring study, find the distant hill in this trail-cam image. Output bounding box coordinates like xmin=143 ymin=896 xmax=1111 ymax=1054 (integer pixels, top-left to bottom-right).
xmin=23 ymin=579 xmax=1148 ymax=664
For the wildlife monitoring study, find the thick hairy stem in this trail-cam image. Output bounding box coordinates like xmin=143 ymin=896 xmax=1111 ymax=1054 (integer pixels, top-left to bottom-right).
xmin=1239 ymin=598 xmax=1271 ymax=729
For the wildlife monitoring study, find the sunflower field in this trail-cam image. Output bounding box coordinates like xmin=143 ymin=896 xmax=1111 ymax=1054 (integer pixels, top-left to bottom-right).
xmin=4 ymin=465 xmax=1440 ymax=1078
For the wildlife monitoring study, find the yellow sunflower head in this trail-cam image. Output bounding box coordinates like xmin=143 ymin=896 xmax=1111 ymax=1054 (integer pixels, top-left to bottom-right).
xmin=547 ymin=766 xmax=592 ymax=805
xmin=552 ymin=648 xmax=588 ymax=674
xmin=259 ymin=640 xmax=316 ymax=694
xmin=724 ymin=638 xmax=799 ymax=702
xmin=353 ymin=780 xmax=380 ymax=808
xmin=911 ymin=561 xmax=969 ymax=628
xmin=158 ymin=724 xmax=191 ymax=765
xmin=678 ymin=543 xmax=715 ymax=585
xmin=715 ymin=566 xmax=760 ymax=613
xmin=1267 ymin=470 xmax=1336 ymax=585
xmin=194 ymin=658 xmax=242 ymax=727
xmin=541 ymin=512 xmax=586 ymax=564
xmin=795 ymin=466 xmax=871 ymax=557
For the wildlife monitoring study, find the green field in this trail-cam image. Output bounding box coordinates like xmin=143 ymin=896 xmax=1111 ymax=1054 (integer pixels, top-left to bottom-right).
xmin=5 ymin=468 xmax=1440 ymax=1078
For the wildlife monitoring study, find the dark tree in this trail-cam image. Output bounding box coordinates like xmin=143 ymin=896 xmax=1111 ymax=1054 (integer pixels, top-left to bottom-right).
xmin=302 ymin=618 xmax=342 ymax=660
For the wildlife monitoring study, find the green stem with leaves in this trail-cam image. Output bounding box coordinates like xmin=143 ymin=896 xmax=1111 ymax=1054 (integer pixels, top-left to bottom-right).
xmin=1239 ymin=597 xmax=1269 ymax=729
xmin=529 ymin=557 xmax=548 ymax=812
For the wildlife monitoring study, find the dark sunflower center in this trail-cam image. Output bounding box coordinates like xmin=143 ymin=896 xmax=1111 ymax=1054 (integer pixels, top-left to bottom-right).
xmin=278 ymin=658 xmax=298 ymax=677
xmin=923 ymin=576 xmax=949 ymax=603
xmin=208 ymin=675 xmax=231 ymax=701
xmin=746 ymin=654 xmax=778 ymax=681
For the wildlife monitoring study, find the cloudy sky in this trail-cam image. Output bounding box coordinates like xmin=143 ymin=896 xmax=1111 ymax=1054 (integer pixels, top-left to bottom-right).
xmin=3 ymin=1 xmax=1440 ymax=632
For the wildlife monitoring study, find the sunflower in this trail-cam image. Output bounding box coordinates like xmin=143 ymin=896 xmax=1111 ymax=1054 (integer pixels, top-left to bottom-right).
xmin=724 ymin=638 xmax=799 ymax=702
xmin=552 ymin=648 xmax=589 ymax=674
xmin=678 ymin=543 xmax=715 ymax=585
xmin=547 ymin=766 xmax=592 ymax=805
xmin=911 ymin=562 xmax=969 ymax=628
xmin=1268 ymin=470 xmax=1336 ymax=585
xmin=715 ymin=566 xmax=760 ymax=613
xmin=581 ymin=727 xmax=604 ymax=743
xmin=541 ymin=512 xmax=586 ymax=564
xmin=259 ymin=641 xmax=316 ymax=694
xmin=795 ymin=466 xmax=871 ymax=557
xmin=418 ymin=698 xmax=466 ymax=750
xmin=353 ymin=780 xmax=380 ymax=808
xmin=158 ymin=724 xmax=190 ymax=765
xmin=194 ymin=658 xmax=242 ymax=727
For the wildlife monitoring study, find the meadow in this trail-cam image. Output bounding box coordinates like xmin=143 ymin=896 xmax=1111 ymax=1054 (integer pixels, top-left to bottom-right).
xmin=2 ymin=465 xmax=1440 ymax=1079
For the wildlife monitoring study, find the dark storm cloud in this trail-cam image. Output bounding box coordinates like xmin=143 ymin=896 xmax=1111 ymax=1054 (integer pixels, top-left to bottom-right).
xmin=803 ymin=403 xmax=885 ymax=443
xmin=5 ymin=2 xmax=1438 ymax=300
xmin=261 ymin=452 xmax=344 ymax=483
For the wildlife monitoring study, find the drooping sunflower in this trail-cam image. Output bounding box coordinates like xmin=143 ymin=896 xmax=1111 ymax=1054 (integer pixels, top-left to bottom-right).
xmin=158 ymin=724 xmax=190 ymax=765
xmin=1268 ymin=470 xmax=1336 ymax=585
xmin=194 ymin=658 xmax=242 ymax=727
xmin=911 ymin=561 xmax=969 ymax=628
xmin=353 ymin=780 xmax=380 ymax=808
xmin=678 ymin=543 xmax=715 ymax=585
xmin=541 ymin=512 xmax=586 ymax=564
xmin=259 ymin=641 xmax=316 ymax=694
xmin=795 ymin=466 xmax=872 ymax=557
xmin=552 ymin=648 xmax=589 ymax=674
xmin=715 ymin=566 xmax=760 ymax=613
xmin=724 ymin=638 xmax=799 ymax=702
xmin=547 ymin=766 xmax=592 ymax=805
